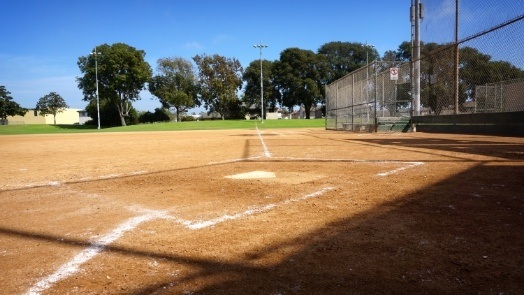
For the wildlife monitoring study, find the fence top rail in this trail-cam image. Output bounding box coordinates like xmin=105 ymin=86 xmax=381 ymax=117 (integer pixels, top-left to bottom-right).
xmin=327 ymin=61 xmax=408 ymax=87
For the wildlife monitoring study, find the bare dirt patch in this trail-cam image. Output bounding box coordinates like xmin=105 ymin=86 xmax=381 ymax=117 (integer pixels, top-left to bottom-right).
xmin=0 ymin=129 xmax=523 ymax=294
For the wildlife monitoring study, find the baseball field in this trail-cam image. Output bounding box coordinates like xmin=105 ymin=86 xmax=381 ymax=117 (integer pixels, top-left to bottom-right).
xmin=1 ymin=127 xmax=523 ymax=294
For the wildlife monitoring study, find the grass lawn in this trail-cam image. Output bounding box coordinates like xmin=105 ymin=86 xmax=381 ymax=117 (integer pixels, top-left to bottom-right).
xmin=0 ymin=119 xmax=325 ymax=135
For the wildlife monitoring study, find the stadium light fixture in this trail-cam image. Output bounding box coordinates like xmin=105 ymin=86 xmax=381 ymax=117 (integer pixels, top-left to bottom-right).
xmin=253 ymin=43 xmax=268 ymax=123
xmin=90 ymin=47 xmax=102 ymax=129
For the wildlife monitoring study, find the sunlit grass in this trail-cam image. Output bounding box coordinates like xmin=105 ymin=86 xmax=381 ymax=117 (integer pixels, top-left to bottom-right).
xmin=0 ymin=119 xmax=325 ymax=135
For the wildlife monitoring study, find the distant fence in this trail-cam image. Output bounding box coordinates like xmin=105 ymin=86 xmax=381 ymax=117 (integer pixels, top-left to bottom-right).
xmin=473 ymin=79 xmax=524 ymax=113
xmin=326 ymin=1 xmax=524 ymax=135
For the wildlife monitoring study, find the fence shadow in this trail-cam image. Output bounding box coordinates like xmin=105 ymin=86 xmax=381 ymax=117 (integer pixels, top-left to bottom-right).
xmin=3 ymin=133 xmax=523 ymax=293
xmin=128 ymin=162 xmax=522 ymax=294
xmin=349 ymin=136 xmax=524 ymax=161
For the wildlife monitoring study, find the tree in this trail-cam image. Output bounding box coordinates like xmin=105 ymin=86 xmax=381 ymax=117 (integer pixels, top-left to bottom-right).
xmin=382 ymin=50 xmax=399 ymax=62
xmin=84 ymin=99 xmax=138 ymax=127
xmin=138 ymin=108 xmax=171 ymax=123
xmin=273 ymin=48 xmax=327 ymax=119
xmin=0 ymin=86 xmax=27 ymax=124
xmin=35 ymin=92 xmax=69 ymax=124
xmin=193 ymin=54 xmax=243 ymax=120
xmin=459 ymin=47 xmax=524 ymax=101
xmin=419 ymin=42 xmax=457 ymax=114
xmin=77 ymin=43 xmax=152 ymax=126
xmin=149 ymin=57 xmax=199 ymax=122
xmin=396 ymin=41 xmax=413 ymax=62
xmin=418 ymin=42 xmax=524 ymax=114
xmin=243 ymin=59 xmax=280 ymax=116
xmin=318 ymin=41 xmax=379 ymax=83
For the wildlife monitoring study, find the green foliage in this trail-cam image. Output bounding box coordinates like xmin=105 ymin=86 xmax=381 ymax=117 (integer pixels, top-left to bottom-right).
xmin=138 ymin=108 xmax=171 ymax=123
xmin=242 ymin=59 xmax=280 ymax=115
xmin=77 ymin=43 xmax=152 ymax=126
xmin=181 ymin=115 xmax=197 ymax=122
xmin=273 ymin=48 xmax=327 ymax=119
xmin=416 ymin=42 xmax=524 ymax=113
xmin=149 ymin=57 xmax=199 ymax=122
xmin=85 ymin=99 xmax=138 ymax=127
xmin=0 ymin=85 xmax=27 ymax=124
xmin=459 ymin=47 xmax=524 ymax=98
xmin=396 ymin=41 xmax=412 ymax=61
xmin=318 ymin=41 xmax=379 ymax=83
xmin=193 ymin=54 xmax=243 ymax=119
xmin=36 ymin=92 xmax=68 ymax=124
xmin=222 ymin=99 xmax=245 ymax=120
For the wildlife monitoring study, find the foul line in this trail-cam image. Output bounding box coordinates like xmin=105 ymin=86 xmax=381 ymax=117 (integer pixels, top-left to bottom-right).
xmin=377 ymin=161 xmax=424 ymax=176
xmin=256 ymin=124 xmax=272 ymax=158
xmin=3 ymin=170 xmax=148 ymax=191
xmin=26 ymin=187 xmax=334 ymax=295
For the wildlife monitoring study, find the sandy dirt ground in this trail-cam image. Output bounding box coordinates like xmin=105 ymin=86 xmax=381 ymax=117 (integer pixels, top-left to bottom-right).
xmin=0 ymin=128 xmax=523 ymax=294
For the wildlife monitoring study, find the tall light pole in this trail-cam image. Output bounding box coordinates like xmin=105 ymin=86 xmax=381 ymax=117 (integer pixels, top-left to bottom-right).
xmin=253 ymin=42 xmax=268 ymax=123
xmin=90 ymin=48 xmax=101 ymax=129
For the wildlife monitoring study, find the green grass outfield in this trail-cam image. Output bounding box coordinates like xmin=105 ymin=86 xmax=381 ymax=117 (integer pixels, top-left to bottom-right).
xmin=0 ymin=119 xmax=325 ymax=135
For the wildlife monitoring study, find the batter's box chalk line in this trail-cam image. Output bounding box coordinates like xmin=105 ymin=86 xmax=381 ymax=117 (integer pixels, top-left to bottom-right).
xmin=26 ymin=187 xmax=334 ymax=295
xmin=376 ymin=161 xmax=424 ymax=176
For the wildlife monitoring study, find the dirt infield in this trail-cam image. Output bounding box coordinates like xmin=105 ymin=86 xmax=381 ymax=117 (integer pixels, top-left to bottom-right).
xmin=1 ymin=128 xmax=523 ymax=294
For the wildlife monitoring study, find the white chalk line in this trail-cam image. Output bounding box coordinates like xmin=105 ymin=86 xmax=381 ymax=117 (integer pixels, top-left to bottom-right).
xmin=274 ymin=157 xmax=424 ymax=176
xmin=256 ymin=124 xmax=272 ymax=158
xmin=26 ymin=211 xmax=167 ymax=295
xmin=377 ymin=161 xmax=424 ymax=176
xmin=26 ymin=187 xmax=334 ymax=294
xmin=207 ymin=156 xmax=261 ymax=165
xmin=208 ymin=157 xmax=424 ymax=177
xmin=3 ymin=170 xmax=148 ymax=191
xmin=181 ymin=186 xmax=334 ymax=230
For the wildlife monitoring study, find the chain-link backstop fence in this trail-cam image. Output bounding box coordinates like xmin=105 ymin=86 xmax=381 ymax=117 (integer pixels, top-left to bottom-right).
xmin=326 ymin=61 xmax=411 ymax=131
xmin=326 ymin=1 xmax=524 ymax=133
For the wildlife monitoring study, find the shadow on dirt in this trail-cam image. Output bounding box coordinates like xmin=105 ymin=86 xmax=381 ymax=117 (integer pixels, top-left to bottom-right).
xmin=138 ymin=163 xmax=522 ymax=294
xmin=4 ymin=162 xmax=522 ymax=293
xmin=348 ymin=136 xmax=524 ymax=161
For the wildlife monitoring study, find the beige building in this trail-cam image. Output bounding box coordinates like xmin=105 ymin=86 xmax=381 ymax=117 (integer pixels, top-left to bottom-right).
xmin=7 ymin=108 xmax=87 ymax=125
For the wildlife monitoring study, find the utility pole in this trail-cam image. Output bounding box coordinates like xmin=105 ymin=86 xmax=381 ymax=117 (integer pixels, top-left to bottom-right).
xmin=253 ymin=43 xmax=268 ymax=122
xmin=454 ymin=0 xmax=460 ymax=114
xmin=411 ymin=0 xmax=423 ymax=120
xmin=90 ymin=47 xmax=102 ymax=129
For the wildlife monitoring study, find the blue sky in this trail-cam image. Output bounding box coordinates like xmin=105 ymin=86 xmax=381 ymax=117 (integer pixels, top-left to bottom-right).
xmin=1 ymin=0 xmax=521 ymax=113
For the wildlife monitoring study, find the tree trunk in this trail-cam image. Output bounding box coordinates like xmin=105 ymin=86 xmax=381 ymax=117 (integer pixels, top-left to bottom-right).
xmin=304 ymin=103 xmax=312 ymax=119
xmin=115 ymin=98 xmax=127 ymax=126
xmin=119 ymin=113 xmax=127 ymax=126
xmin=175 ymin=106 xmax=180 ymax=122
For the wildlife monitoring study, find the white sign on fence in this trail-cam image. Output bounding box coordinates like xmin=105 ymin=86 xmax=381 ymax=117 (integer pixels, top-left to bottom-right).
xmin=390 ymin=67 xmax=399 ymax=80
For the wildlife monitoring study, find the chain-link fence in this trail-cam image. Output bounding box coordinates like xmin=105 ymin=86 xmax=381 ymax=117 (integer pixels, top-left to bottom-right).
xmin=326 ymin=1 xmax=524 ymax=132
xmin=418 ymin=17 xmax=524 ymax=115
xmin=474 ymin=78 xmax=524 ymax=113
xmin=326 ymin=61 xmax=411 ymax=131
